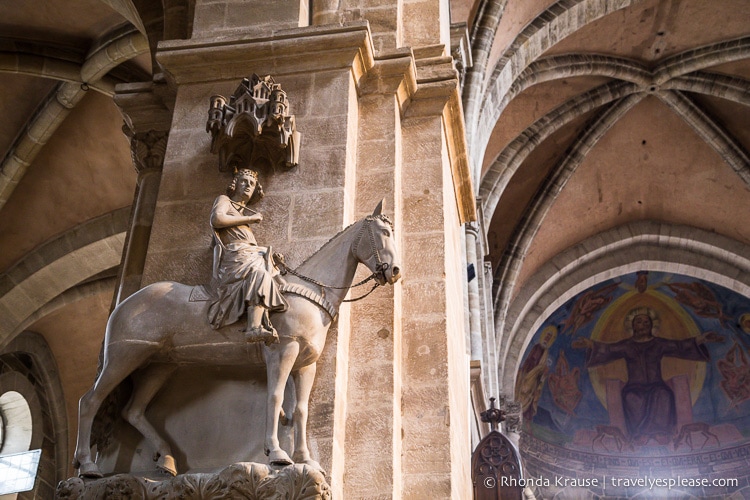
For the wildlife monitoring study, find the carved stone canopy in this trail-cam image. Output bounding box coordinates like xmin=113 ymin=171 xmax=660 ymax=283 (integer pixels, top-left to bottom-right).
xmin=206 ymin=74 xmax=301 ymax=173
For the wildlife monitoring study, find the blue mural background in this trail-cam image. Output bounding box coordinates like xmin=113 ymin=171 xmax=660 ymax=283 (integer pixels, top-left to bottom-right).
xmin=517 ymin=271 xmax=750 ymax=454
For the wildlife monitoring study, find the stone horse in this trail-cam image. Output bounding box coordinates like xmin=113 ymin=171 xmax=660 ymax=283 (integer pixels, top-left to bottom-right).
xmin=73 ymin=203 xmax=401 ymax=478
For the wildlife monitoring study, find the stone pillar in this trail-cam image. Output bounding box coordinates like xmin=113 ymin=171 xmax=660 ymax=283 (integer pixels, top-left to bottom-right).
xmin=100 ymin=3 xmax=478 ymax=497
xmin=465 ymin=222 xmax=482 ymax=361
xmin=113 ymin=81 xmax=173 ymax=305
xmin=399 ymin=46 xmax=473 ymax=498
xmin=312 ymin=1 xmax=402 ymax=54
xmin=341 ymin=52 xmax=413 ymax=498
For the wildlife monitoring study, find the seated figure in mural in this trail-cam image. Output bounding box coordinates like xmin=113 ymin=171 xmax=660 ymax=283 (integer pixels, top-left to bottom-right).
xmin=517 ymin=326 xmax=556 ymax=423
xmin=207 ymin=168 xmax=288 ymax=344
xmin=572 ymin=307 xmax=722 ymax=445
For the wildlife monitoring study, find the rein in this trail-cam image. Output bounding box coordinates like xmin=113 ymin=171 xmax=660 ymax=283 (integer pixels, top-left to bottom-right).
xmin=275 ymin=217 xmax=390 ymax=303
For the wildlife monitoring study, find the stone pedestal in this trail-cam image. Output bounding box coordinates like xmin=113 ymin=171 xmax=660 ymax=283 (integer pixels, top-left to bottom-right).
xmin=56 ymin=463 xmax=330 ymax=499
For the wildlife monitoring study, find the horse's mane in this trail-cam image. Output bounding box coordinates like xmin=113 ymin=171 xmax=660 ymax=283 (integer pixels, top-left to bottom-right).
xmin=296 ymin=214 xmax=393 ymax=269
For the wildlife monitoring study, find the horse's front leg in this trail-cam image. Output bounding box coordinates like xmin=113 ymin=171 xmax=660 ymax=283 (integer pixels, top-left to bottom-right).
xmin=263 ymin=341 xmax=299 ymax=465
xmin=291 ymin=362 xmax=323 ymax=471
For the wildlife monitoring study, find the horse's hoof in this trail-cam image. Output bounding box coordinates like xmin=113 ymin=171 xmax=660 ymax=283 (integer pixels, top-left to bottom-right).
xmin=77 ymin=462 xmax=103 ymax=479
xmin=279 ymin=409 xmax=290 ymax=427
xmin=268 ymin=449 xmax=293 ymax=466
xmin=156 ymin=454 xmax=177 ymax=476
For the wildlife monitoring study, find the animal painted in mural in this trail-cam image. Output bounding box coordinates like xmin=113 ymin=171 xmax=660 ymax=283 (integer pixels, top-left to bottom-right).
xmin=548 ymin=351 xmax=582 ymax=415
xmin=560 ymin=282 xmax=620 ymax=336
xmin=666 ymin=281 xmax=732 ymax=327
xmin=591 ymin=425 xmax=634 ymax=453
xmin=673 ymin=422 xmax=720 ymax=451
xmin=717 ymin=342 xmax=750 ymax=410
xmin=740 ymin=313 xmax=750 ymax=335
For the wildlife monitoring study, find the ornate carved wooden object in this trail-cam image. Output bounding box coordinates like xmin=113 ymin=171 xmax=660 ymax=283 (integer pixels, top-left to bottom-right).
xmin=472 ymin=398 xmax=524 ymax=499
xmin=206 ymin=74 xmax=301 ymax=172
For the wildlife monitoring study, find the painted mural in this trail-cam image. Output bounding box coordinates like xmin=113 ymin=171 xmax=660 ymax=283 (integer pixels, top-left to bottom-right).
xmin=517 ymin=271 xmax=750 ymax=456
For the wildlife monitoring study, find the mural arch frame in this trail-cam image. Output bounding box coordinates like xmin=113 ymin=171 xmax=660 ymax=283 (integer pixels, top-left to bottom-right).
xmin=500 ymin=221 xmax=750 ymax=394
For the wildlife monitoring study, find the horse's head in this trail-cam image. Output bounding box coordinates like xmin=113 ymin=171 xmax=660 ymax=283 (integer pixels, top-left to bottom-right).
xmin=353 ymin=200 xmax=401 ymax=286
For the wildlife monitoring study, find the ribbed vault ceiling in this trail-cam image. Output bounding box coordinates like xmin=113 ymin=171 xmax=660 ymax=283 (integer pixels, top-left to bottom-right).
xmin=458 ymin=0 xmax=750 ymax=343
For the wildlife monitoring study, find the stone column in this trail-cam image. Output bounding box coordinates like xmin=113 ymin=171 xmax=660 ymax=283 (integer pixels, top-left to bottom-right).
xmin=341 ymin=52 xmax=414 ymax=498
xmin=112 ymin=81 xmax=173 ymax=305
xmin=482 ymin=260 xmax=499 ymax=397
xmin=465 ymin=221 xmax=482 ymax=361
xmin=399 ymin=46 xmax=474 ymax=498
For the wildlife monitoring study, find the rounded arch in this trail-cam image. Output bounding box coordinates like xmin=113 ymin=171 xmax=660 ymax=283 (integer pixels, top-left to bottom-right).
xmin=1 ymin=331 xmax=69 ymax=485
xmin=0 ymin=208 xmax=128 ymax=347
xmin=498 ymin=221 xmax=750 ymax=394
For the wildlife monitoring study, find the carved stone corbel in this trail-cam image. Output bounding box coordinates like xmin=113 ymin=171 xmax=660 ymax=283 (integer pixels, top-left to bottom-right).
xmin=450 ymin=23 xmax=473 ymax=91
xmin=124 ymin=128 xmax=169 ymax=173
xmin=207 ymin=74 xmax=301 ymax=173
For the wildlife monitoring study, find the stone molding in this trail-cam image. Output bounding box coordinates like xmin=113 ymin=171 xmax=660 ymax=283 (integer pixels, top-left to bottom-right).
xmin=56 ymin=463 xmax=331 ymax=499
xmin=156 ymin=22 xmax=376 ymax=85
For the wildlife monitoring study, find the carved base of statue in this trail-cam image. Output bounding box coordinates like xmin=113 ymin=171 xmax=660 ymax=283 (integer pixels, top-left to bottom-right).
xmin=55 ymin=462 xmax=330 ymax=499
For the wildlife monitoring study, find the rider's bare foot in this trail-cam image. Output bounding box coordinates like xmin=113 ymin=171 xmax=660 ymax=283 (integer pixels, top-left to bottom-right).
xmin=244 ymin=326 xmax=279 ymax=346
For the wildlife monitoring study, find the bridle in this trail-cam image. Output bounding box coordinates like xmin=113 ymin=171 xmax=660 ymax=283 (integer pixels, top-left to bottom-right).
xmin=351 ymin=215 xmax=392 ymax=283
xmin=276 ymin=216 xmax=392 ymax=302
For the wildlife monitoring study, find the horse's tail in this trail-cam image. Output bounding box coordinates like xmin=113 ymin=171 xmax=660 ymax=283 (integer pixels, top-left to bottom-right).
xmin=89 ymin=327 xmax=132 ymax=451
xmin=91 ymin=378 xmax=131 ymax=451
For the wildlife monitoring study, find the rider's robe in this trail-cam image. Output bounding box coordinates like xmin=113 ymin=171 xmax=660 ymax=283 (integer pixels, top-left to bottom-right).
xmin=207 ymin=195 xmax=287 ymax=329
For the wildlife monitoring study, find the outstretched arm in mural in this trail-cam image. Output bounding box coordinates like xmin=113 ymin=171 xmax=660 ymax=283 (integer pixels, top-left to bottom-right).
xmin=572 ymin=308 xmax=721 ymax=444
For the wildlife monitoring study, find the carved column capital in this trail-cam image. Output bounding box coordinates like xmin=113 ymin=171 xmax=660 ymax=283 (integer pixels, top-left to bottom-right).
xmin=123 ymin=128 xmax=169 ymax=173
xmin=115 ymin=80 xmax=174 ymax=174
xmin=465 ymin=221 xmax=480 ymax=238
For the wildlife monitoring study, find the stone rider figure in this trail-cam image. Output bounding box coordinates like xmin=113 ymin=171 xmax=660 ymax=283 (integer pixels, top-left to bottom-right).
xmin=207 ymin=168 xmax=287 ymax=344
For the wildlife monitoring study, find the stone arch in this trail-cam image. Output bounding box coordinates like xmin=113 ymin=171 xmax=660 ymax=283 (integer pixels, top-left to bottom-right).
xmin=497 ymin=222 xmax=750 ymax=393
xmin=0 ymin=208 xmax=128 ymax=347
xmin=470 ymin=0 xmax=641 ymax=170
xmin=0 ymin=331 xmax=68 ymax=496
xmin=656 ymin=90 xmax=750 ymax=183
xmin=480 ymin=39 xmax=750 ymax=219
xmin=479 ymin=80 xmax=641 ymax=217
xmin=489 ymin=93 xmax=644 ymax=338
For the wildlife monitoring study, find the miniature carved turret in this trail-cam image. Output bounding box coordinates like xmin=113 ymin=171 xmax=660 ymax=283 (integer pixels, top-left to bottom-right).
xmin=206 ymin=74 xmax=300 ymax=173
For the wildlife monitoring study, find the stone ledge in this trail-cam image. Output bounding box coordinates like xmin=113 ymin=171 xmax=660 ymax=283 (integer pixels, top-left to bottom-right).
xmin=156 ymin=22 xmax=375 ymax=84
xmin=55 ymin=463 xmax=331 ymax=499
